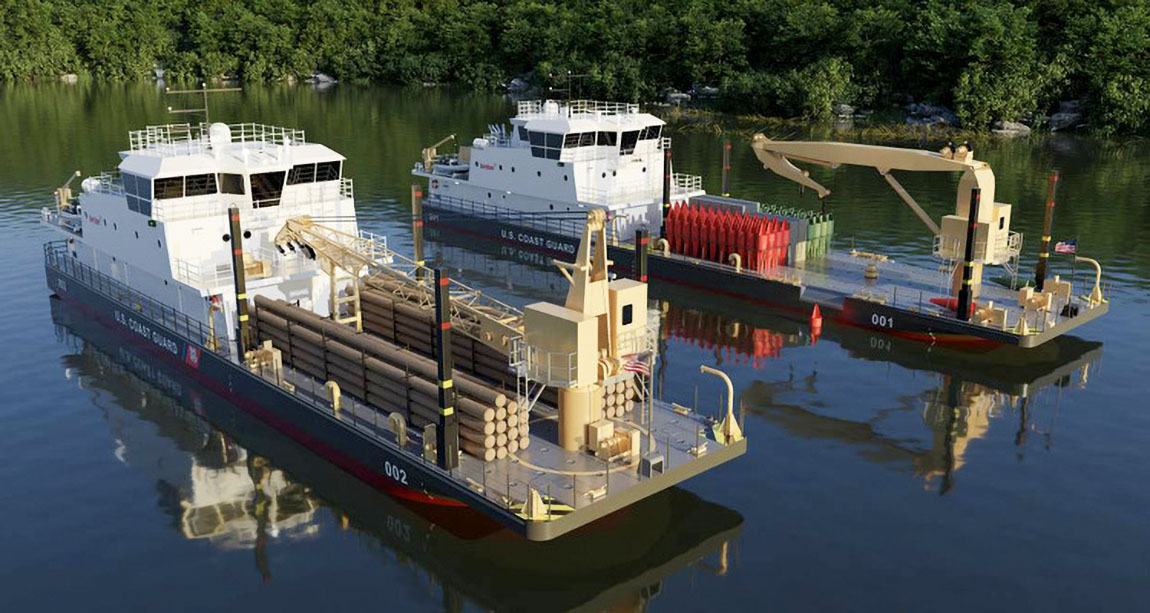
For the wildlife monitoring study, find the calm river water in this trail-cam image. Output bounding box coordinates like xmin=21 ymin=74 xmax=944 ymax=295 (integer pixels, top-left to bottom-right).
xmin=1 ymin=83 xmax=1147 ymax=611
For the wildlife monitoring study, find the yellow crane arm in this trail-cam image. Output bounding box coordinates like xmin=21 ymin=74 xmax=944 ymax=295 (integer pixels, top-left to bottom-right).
xmin=422 ymin=133 xmax=457 ymax=171
xmin=750 ymin=134 xmax=1000 ymax=233
xmin=275 ymin=216 xmax=525 ymax=351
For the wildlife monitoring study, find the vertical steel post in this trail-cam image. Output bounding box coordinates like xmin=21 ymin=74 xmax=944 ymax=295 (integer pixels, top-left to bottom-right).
xmin=228 ymin=207 xmax=252 ymax=358
xmin=412 ymin=185 xmax=426 ymax=281
xmin=1034 ymin=170 xmax=1059 ymax=291
xmin=661 ymin=146 xmax=672 ymax=238
xmin=634 ymin=229 xmax=649 ymax=283
xmin=721 ymin=139 xmax=731 ymax=197
xmin=433 ymin=269 xmax=459 ymax=469
xmin=956 ymin=188 xmax=981 ymax=321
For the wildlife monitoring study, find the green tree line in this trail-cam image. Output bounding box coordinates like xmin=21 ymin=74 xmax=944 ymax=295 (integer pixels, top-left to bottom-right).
xmin=3 ymin=0 xmax=1149 ymax=134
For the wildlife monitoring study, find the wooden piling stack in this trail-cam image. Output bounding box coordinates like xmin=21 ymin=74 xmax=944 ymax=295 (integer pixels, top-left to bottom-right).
xmin=252 ymin=295 xmax=523 ymax=461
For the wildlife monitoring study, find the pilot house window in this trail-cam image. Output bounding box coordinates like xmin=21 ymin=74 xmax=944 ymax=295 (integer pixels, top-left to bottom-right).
xmin=528 ymin=131 xmax=562 ymax=160
xmin=287 ymin=161 xmax=342 ymax=185
xmin=620 ymin=130 xmax=640 ymax=155
xmin=154 ymin=176 xmax=184 ymax=200
xmin=287 ymin=163 xmax=316 ymax=185
xmin=123 ymin=172 xmax=153 ymax=216
xmin=251 ymin=171 xmax=286 ymax=208
xmin=184 ymin=174 xmax=218 ymax=197
xmin=218 ymin=173 xmax=245 ymax=194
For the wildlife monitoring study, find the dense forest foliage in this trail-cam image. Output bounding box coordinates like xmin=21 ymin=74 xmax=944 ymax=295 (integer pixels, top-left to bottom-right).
xmin=3 ymin=0 xmax=1149 ymax=134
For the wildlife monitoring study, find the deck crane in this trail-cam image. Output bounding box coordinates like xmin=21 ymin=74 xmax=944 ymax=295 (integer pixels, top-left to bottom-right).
xmin=275 ymin=213 xmax=668 ymax=452
xmin=274 ymin=215 xmax=524 ymax=350
xmin=421 ymin=134 xmax=457 ymax=172
xmin=750 ymin=134 xmax=1024 ymax=295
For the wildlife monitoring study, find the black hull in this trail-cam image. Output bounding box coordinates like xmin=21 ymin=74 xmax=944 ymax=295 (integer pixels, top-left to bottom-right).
xmin=43 ymin=261 xmax=525 ymax=527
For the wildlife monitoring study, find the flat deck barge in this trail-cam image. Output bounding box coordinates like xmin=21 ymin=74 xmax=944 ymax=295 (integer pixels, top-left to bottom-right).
xmin=45 ymin=241 xmax=743 ymax=541
xmin=422 ymin=195 xmax=1108 ymax=349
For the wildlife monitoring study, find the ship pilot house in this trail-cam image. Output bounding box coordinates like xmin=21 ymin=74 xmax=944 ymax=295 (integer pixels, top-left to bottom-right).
xmin=47 ymin=123 xmax=358 ymax=348
xmin=416 ymin=100 xmax=705 ymax=237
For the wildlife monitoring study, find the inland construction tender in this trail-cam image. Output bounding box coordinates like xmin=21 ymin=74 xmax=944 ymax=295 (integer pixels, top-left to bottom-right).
xmin=41 ymin=120 xmax=745 ymax=541
xmin=414 ymin=99 xmax=1109 ymax=348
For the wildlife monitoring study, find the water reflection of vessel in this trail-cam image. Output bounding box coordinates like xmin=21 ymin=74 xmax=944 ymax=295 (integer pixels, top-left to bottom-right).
xmin=741 ymin=319 xmax=1101 ymax=493
xmin=51 ymin=297 xmax=744 ymax=609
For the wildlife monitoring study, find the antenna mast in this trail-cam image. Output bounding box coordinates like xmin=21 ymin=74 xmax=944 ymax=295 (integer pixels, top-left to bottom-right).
xmin=165 ymin=83 xmax=242 ymax=124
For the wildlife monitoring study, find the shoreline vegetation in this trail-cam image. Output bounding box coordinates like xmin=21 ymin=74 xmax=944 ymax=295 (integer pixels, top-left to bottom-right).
xmin=4 ymin=1 xmax=1148 ymax=136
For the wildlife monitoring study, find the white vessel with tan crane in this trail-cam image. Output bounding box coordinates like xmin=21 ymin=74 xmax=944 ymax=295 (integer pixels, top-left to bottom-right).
xmin=413 ymin=104 xmax=1109 ymax=348
xmin=41 ymin=116 xmax=746 ymax=541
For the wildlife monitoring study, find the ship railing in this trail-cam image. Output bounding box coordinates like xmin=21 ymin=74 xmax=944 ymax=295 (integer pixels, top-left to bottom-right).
xmin=566 ymin=99 xmax=640 ymax=116
xmin=89 ymin=170 xmax=125 ymax=196
xmin=128 ymin=123 xmax=307 ymax=156
xmin=225 ymin=123 xmax=307 ymax=146
xmin=510 ymin=338 xmax=579 ymax=389
xmin=425 ymin=193 xmax=589 ymax=239
xmin=44 ymin=241 xmax=231 ymax=359
xmin=577 ymin=182 xmax=659 ymax=206
xmin=516 ymin=99 xmax=640 ymax=119
xmin=173 ymin=258 xmax=233 ymax=289
xmin=673 ymin=173 xmax=703 ymax=192
xmin=673 ymin=173 xmax=703 ymax=193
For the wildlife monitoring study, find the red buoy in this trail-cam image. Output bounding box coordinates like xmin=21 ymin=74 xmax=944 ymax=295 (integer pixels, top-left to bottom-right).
xmin=809 ymin=304 xmax=823 ymax=344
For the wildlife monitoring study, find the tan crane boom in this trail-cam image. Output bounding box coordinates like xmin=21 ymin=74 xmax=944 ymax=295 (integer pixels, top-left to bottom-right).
xmin=750 ymin=134 xmax=1020 ymax=267
xmin=274 ymin=215 xmax=524 ymax=351
xmin=421 ymin=134 xmax=457 ymax=172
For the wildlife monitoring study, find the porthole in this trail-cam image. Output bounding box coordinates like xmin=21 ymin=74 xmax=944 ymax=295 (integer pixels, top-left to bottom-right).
xmin=113 ymin=223 xmax=117 ymax=230
xmin=243 ymin=230 xmax=251 ymax=239
xmin=602 ymin=172 xmax=606 ymax=178
xmin=537 ymin=171 xmax=542 ymax=177
xmin=563 ymin=175 xmax=568 ymax=181
xmin=157 ymin=239 xmax=161 ymax=248
xmin=612 ymin=171 xmax=617 ymax=177
xmin=222 ymin=234 xmax=231 ymax=242
xmin=549 ymin=204 xmax=554 ymax=211
xmin=642 ymin=167 xmax=647 ymax=173
xmin=511 ymin=167 xmax=515 ymax=173
xmin=134 ymin=231 xmax=139 ymax=239
xmin=499 ymin=165 xmax=503 ymax=170
xmin=487 ymin=192 xmax=492 ymax=198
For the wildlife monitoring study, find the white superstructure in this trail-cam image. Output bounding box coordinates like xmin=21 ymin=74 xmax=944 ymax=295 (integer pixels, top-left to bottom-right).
xmin=413 ymin=100 xmax=704 ymax=236
xmin=43 ymin=122 xmax=359 ymax=348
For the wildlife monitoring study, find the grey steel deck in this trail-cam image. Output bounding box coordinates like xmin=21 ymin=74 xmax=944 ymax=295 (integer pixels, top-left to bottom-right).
xmin=279 ymin=366 xmax=745 ymax=540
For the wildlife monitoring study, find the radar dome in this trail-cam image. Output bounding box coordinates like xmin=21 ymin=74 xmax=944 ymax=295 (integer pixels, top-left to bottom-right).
xmin=208 ymin=123 xmax=232 ymax=149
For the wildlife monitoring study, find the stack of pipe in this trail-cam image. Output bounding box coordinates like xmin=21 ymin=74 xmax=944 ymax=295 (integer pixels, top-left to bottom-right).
xmin=359 ymin=286 xmax=517 ymax=390
xmin=252 ymin=296 xmax=521 ymax=462
xmin=600 ymin=377 xmax=639 ymax=419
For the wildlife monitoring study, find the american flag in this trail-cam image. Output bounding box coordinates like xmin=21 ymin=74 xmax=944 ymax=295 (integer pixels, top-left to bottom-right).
xmin=622 ymin=356 xmax=650 ymax=376
xmin=1054 ymin=239 xmax=1078 ymax=254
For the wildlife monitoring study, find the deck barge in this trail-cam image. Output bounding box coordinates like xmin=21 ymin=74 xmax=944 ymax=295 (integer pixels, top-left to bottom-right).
xmin=44 ymin=240 xmax=744 ymax=541
xmin=415 ymin=99 xmax=1109 ymax=350
xmin=422 ymin=195 xmax=1108 ymax=349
